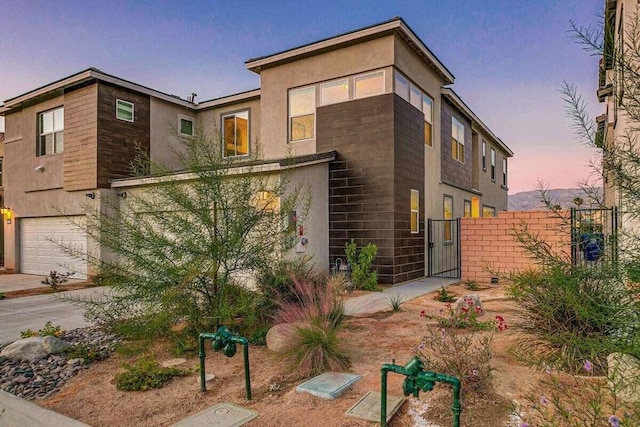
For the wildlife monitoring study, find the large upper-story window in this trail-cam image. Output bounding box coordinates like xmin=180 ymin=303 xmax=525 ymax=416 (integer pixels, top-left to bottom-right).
xmin=37 ymin=107 xmax=64 ymax=156
xmin=320 ymin=79 xmax=348 ymax=106
xmin=451 ymin=117 xmax=465 ymax=163
xmin=354 ymin=71 xmax=384 ymax=99
xmin=491 ymin=148 xmax=496 ymax=181
xmin=423 ymin=95 xmax=433 ymax=147
xmin=222 ymin=110 xmax=249 ymax=158
xmin=289 ymin=86 xmax=315 ymax=141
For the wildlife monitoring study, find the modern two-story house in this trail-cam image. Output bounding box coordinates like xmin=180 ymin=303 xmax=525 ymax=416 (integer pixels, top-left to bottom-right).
xmin=0 ymin=17 xmax=512 ymax=284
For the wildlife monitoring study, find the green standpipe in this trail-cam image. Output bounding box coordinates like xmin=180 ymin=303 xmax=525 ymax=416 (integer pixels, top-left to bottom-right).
xmin=198 ymin=326 xmax=252 ymax=400
xmin=380 ymin=356 xmax=461 ymax=427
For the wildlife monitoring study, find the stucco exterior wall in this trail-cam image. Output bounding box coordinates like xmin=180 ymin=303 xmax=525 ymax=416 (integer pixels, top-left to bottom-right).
xmin=149 ymin=98 xmax=196 ymax=169
xmin=258 ymin=35 xmax=395 ymax=159
xmin=460 ymin=210 xmax=570 ymax=284
xmin=475 ymin=127 xmax=509 ymax=212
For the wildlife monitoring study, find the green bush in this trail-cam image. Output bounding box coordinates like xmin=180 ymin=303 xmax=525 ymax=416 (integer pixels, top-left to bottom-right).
xmin=20 ymin=321 xmax=65 ymax=338
xmin=0 ymin=292 xmax=5 ymax=300
xmin=463 ymin=280 xmax=480 ymax=291
xmin=286 ymin=323 xmax=351 ymax=377
xmin=345 ymin=240 xmax=379 ymax=291
xmin=114 ymin=355 xmax=189 ymax=391
xmin=508 ymin=264 xmax=640 ymax=373
xmin=436 ymin=286 xmax=456 ymax=303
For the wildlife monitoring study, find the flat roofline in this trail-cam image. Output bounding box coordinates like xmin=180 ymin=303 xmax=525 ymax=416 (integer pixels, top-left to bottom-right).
xmin=245 ymin=17 xmax=454 ymax=85
xmin=441 ymin=87 xmax=514 ymax=157
xmin=0 ymin=68 xmax=197 ymax=115
xmin=197 ymin=89 xmax=261 ymax=110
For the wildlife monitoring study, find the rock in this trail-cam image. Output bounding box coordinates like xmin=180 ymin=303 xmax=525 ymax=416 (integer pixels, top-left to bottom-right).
xmin=160 ymin=358 xmax=186 ymax=368
xmin=67 ymin=358 xmax=83 ymax=366
xmin=0 ymin=337 xmax=48 ymax=362
xmin=42 ymin=336 xmax=71 ymax=354
xmin=608 ymin=353 xmax=640 ymax=404
xmin=454 ymin=294 xmax=485 ymax=316
xmin=266 ymin=323 xmax=303 ymax=354
xmin=12 ymin=375 xmax=29 ymax=384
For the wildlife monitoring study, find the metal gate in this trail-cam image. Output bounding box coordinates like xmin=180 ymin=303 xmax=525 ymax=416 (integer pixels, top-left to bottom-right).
xmin=427 ymin=218 xmax=461 ymax=278
xmin=570 ymin=207 xmax=618 ymax=266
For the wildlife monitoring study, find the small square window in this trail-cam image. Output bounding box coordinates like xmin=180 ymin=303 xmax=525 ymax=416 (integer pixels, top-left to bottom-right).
xmin=179 ymin=116 xmax=194 ymax=136
xmin=116 ymin=99 xmax=134 ymax=122
xmin=354 ymin=71 xmax=384 ymax=99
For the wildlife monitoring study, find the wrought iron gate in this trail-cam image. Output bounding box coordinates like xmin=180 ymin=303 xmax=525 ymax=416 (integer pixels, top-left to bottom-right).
xmin=570 ymin=207 xmax=618 ymax=266
xmin=427 ymin=218 xmax=461 ymax=278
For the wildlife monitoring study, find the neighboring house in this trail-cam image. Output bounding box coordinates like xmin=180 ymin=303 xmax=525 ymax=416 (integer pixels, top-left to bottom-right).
xmin=0 ymin=132 xmax=4 ymax=265
xmin=0 ymin=17 xmax=512 ymax=284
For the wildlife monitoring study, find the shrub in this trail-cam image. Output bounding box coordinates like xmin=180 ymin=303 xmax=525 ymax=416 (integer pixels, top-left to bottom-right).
xmin=345 ymin=240 xmax=379 ymax=291
xmin=257 ymin=257 xmax=319 ymax=317
xmin=417 ymin=327 xmax=494 ymax=395
xmin=273 ymin=278 xmax=344 ymax=330
xmin=285 ymin=323 xmax=351 ymax=377
xmin=508 ymin=264 xmax=640 ymax=373
xmin=388 ymin=294 xmax=404 ymax=312
xmin=326 ymin=272 xmax=351 ymax=295
xmin=21 ymin=321 xmax=65 ymax=338
xmin=0 ymin=292 xmax=5 ymax=300
xmin=424 ymin=301 xmax=503 ymax=331
xmin=513 ymin=356 xmax=640 ymax=427
xmin=67 ymin=343 xmax=104 ymax=363
xmin=41 ymin=270 xmax=72 ymax=291
xmin=436 ymin=286 xmax=456 ymax=303
xmin=114 ymin=355 xmax=189 ymax=391
xmin=463 ymin=280 xmax=480 ymax=291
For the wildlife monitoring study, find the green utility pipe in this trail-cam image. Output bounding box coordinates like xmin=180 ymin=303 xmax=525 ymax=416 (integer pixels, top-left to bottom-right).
xmin=380 ymin=357 xmax=461 ymax=427
xmin=198 ymin=329 xmax=252 ymax=400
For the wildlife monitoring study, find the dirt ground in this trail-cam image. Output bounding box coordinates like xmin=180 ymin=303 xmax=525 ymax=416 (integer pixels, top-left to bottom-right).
xmin=38 ymin=283 xmax=543 ymax=427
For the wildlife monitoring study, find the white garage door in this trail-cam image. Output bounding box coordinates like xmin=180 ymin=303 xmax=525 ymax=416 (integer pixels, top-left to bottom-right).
xmin=20 ymin=216 xmax=87 ymax=279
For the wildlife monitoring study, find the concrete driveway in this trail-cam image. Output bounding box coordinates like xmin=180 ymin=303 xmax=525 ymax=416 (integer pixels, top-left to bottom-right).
xmin=0 ymin=274 xmax=107 ymax=345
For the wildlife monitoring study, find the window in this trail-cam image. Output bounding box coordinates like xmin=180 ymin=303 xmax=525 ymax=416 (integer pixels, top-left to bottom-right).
xmin=451 ymin=117 xmax=465 ymax=163
xmin=222 ymin=110 xmax=249 ymax=158
xmin=116 ymin=99 xmax=134 ymax=122
xmin=179 ymin=116 xmax=194 ymax=136
xmin=354 ymin=71 xmax=384 ymax=99
xmin=482 ymin=205 xmax=496 ymax=218
xmin=443 ymin=195 xmax=453 ymax=242
xmin=289 ymin=86 xmax=315 ymax=141
xmin=482 ymin=140 xmax=487 ymax=171
xmin=464 ymin=200 xmax=471 ymax=218
xmin=490 ymin=148 xmax=496 ymax=181
xmin=320 ymin=79 xmax=348 ymax=105
xmin=410 ymin=190 xmax=419 ymax=233
xmin=502 ymin=157 xmax=507 ymax=186
xmin=394 ymin=71 xmax=409 ymax=101
xmin=251 ymin=191 xmax=280 ymax=212
xmin=409 ymin=84 xmax=422 ymax=110
xmin=423 ymin=95 xmax=433 ymax=147
xmin=37 ymin=107 xmax=64 ymax=156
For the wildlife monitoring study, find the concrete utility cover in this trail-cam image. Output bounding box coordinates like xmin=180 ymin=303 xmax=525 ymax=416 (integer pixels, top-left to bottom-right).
xmin=161 ymin=358 xmax=187 ymax=367
xmin=171 ymin=403 xmax=257 ymax=427
xmin=198 ymin=373 xmax=216 ymax=384
xmin=345 ymin=391 xmax=406 ymax=423
xmin=296 ymin=372 xmax=361 ymax=399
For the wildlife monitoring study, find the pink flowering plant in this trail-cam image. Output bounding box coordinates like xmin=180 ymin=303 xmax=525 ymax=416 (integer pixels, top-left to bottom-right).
xmin=422 ymin=298 xmax=507 ymax=332
xmin=512 ymin=357 xmax=639 ymax=426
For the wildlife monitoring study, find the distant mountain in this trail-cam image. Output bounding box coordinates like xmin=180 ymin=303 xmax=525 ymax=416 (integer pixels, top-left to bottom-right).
xmin=508 ymin=188 xmax=602 ymax=211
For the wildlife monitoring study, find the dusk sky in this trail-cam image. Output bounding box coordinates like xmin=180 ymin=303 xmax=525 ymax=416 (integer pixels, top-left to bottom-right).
xmin=0 ymin=0 xmax=603 ymax=194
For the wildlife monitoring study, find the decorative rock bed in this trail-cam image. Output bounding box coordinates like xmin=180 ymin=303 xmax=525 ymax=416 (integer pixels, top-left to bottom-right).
xmin=0 ymin=327 xmax=120 ymax=400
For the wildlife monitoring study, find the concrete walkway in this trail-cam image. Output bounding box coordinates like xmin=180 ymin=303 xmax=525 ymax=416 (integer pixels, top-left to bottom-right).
xmin=0 ymin=273 xmax=83 ymax=293
xmin=0 ymin=390 xmax=90 ymax=426
xmin=345 ymin=276 xmax=458 ymax=315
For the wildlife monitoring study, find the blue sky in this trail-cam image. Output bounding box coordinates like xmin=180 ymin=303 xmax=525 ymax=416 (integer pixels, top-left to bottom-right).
xmin=0 ymin=0 xmax=603 ymax=193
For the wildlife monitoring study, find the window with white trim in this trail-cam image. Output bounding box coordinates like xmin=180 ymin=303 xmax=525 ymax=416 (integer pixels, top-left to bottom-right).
xmin=502 ymin=157 xmax=507 ymax=186
xmin=320 ymin=79 xmax=348 ymax=106
xmin=354 ymin=71 xmax=384 ymax=99
xmin=116 ymin=99 xmax=134 ymax=122
xmin=410 ymin=189 xmax=419 ymax=233
xmin=491 ymin=148 xmax=496 ymax=181
xmin=37 ymin=107 xmax=64 ymax=156
xmin=444 ymin=195 xmax=453 ymax=242
xmin=423 ymin=95 xmax=433 ymax=147
xmin=451 ymin=117 xmax=465 ymax=163
xmin=394 ymin=71 xmax=409 ymax=101
xmin=289 ymin=86 xmax=315 ymax=141
xmin=179 ymin=116 xmax=194 ymax=136
xmin=482 ymin=140 xmax=487 ymax=171
xmin=222 ymin=110 xmax=249 ymax=158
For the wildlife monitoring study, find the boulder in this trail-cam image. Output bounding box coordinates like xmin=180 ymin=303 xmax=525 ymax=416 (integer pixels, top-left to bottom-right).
xmin=608 ymin=353 xmax=640 ymax=404
xmin=454 ymin=294 xmax=485 ymax=316
xmin=266 ymin=323 xmax=301 ymax=354
xmin=42 ymin=335 xmax=71 ymax=354
xmin=0 ymin=337 xmax=48 ymax=362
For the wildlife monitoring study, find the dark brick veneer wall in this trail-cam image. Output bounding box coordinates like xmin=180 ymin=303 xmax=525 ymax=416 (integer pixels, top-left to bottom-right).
xmin=316 ymin=93 xmax=425 ymax=284
xmin=96 ymin=82 xmax=150 ymax=187
xmin=440 ymin=98 xmax=473 ymax=190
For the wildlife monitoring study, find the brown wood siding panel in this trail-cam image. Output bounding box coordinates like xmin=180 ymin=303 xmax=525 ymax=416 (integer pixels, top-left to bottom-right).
xmin=440 ymin=99 xmax=473 ymax=190
xmin=393 ymin=95 xmax=425 ymax=282
xmin=96 ymin=82 xmax=150 ymax=188
xmin=63 ymin=84 xmax=98 ymax=191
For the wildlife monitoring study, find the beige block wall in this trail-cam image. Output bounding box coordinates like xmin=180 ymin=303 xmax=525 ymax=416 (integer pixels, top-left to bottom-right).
xmin=460 ymin=210 xmax=571 ymax=283
xmin=259 ymin=35 xmax=395 ymax=159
